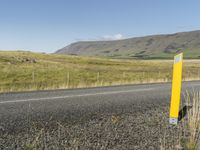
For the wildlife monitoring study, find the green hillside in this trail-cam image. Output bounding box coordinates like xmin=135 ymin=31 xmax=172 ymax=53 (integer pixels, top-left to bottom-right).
xmin=56 ymin=30 xmax=200 ymax=59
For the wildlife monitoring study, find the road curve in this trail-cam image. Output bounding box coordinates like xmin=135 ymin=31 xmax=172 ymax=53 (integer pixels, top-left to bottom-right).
xmin=1 ymin=81 xmax=200 ymax=132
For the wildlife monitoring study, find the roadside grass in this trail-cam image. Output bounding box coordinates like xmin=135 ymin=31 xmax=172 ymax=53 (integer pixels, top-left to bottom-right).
xmin=0 ymin=51 xmax=200 ymax=92
xmin=182 ymin=91 xmax=200 ymax=150
xmin=161 ymin=91 xmax=200 ymax=150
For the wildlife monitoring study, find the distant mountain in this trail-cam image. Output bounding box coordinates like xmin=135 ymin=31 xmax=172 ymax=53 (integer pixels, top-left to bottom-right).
xmin=56 ymin=30 xmax=200 ymax=59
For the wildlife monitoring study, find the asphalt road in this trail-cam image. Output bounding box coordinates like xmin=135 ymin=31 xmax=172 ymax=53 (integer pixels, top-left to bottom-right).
xmin=1 ymin=81 xmax=200 ymax=132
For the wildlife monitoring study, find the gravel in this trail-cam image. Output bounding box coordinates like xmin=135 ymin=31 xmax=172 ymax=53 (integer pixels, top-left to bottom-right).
xmin=0 ymin=105 xmax=182 ymax=150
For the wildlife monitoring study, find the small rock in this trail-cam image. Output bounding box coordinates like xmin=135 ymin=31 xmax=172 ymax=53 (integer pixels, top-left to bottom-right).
xmin=0 ymin=126 xmax=5 ymax=131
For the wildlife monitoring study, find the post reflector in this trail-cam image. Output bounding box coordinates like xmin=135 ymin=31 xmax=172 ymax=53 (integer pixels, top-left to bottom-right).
xmin=169 ymin=53 xmax=183 ymax=125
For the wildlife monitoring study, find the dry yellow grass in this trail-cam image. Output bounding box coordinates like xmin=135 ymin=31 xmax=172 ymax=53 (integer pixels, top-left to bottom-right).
xmin=182 ymin=91 xmax=200 ymax=150
xmin=161 ymin=91 xmax=200 ymax=150
xmin=0 ymin=51 xmax=200 ymax=92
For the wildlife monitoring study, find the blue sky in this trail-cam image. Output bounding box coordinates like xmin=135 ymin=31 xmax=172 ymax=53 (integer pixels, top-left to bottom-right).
xmin=1 ymin=0 xmax=200 ymax=53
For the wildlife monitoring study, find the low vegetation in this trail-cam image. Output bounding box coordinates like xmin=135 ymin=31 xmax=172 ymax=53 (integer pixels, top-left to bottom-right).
xmin=0 ymin=51 xmax=200 ymax=92
xmin=161 ymin=91 xmax=200 ymax=150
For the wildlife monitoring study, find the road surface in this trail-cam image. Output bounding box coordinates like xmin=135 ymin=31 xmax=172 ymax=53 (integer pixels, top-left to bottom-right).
xmin=0 ymin=81 xmax=200 ymax=132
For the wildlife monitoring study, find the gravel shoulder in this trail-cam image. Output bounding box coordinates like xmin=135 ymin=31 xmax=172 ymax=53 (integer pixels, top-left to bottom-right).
xmin=0 ymin=101 xmax=180 ymax=150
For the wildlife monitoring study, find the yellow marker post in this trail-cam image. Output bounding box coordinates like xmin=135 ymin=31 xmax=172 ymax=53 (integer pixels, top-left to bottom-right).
xmin=169 ymin=53 xmax=183 ymax=125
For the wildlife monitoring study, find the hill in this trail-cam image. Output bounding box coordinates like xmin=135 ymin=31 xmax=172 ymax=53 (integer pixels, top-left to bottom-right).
xmin=56 ymin=30 xmax=200 ymax=59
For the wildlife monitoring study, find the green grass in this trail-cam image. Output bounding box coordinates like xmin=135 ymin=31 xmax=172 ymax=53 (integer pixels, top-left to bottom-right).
xmin=0 ymin=51 xmax=200 ymax=92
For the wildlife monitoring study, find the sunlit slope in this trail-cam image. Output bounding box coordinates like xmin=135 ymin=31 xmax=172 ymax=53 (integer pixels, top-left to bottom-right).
xmin=56 ymin=30 xmax=200 ymax=59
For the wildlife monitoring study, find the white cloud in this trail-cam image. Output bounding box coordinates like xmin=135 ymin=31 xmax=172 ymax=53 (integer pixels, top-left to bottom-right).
xmin=73 ymin=34 xmax=125 ymax=42
xmin=102 ymin=34 xmax=124 ymax=40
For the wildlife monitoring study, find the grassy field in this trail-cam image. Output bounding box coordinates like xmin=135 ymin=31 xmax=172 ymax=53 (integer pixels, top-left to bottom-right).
xmin=0 ymin=51 xmax=200 ymax=92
